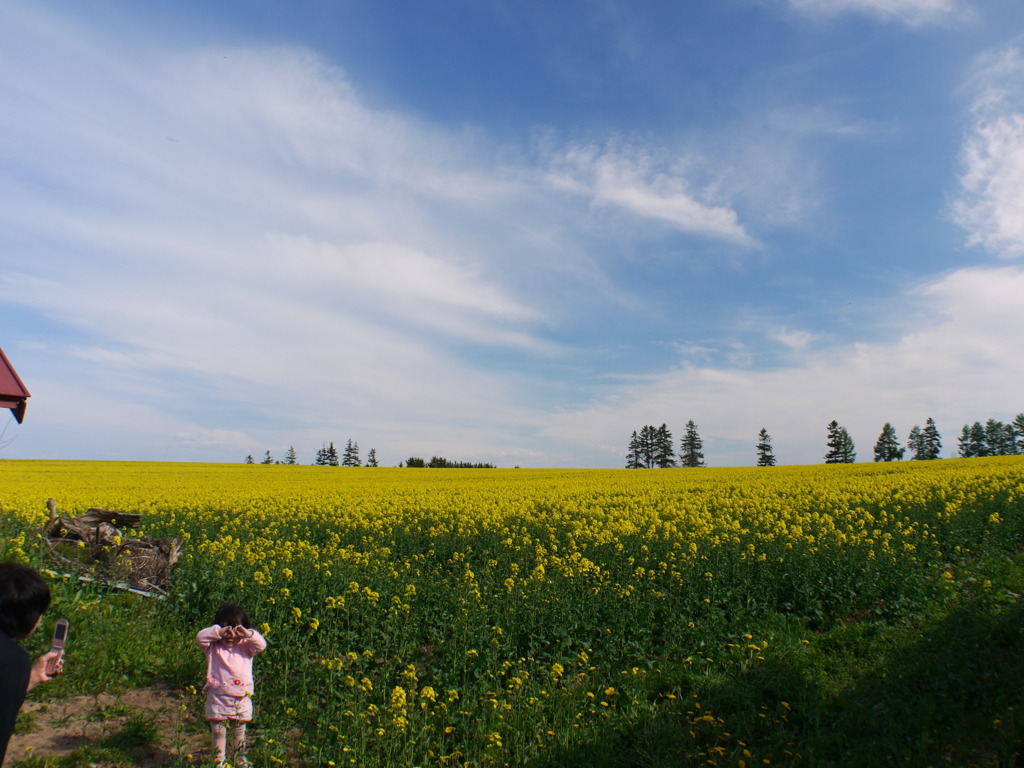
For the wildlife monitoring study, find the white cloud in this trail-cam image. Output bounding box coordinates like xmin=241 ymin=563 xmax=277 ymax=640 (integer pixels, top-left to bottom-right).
xmin=546 ymin=143 xmax=756 ymax=246
xmin=0 ymin=4 xmax=774 ymax=466
xmin=773 ymin=329 xmax=817 ymax=351
xmin=2 ymin=376 xmax=245 ymax=462
xmin=953 ymin=46 xmax=1024 ymax=258
xmin=684 ymin=104 xmax=886 ymax=233
xmin=262 ymin=235 xmax=542 ymax=327
xmin=0 ymin=12 xmax=565 ymax=464
xmin=789 ymin=0 xmax=973 ymax=26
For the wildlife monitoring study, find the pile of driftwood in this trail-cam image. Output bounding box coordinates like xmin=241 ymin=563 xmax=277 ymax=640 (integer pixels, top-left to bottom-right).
xmin=42 ymin=498 xmax=182 ymax=596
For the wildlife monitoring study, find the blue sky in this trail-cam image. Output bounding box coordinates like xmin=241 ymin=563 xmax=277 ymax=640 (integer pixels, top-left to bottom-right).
xmin=1 ymin=0 xmax=1023 ymax=467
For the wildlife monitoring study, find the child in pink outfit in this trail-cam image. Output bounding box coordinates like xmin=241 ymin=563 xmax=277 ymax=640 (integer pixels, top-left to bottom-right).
xmin=197 ymin=602 xmax=266 ymax=767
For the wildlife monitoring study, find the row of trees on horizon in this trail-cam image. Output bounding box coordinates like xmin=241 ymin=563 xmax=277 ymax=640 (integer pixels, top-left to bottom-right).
xmin=246 ymin=440 xmax=377 ymax=467
xmin=625 ymin=413 xmax=1024 ymax=468
xmin=245 ymin=442 xmax=495 ymax=468
xmin=242 ymin=412 xmax=1024 ymax=470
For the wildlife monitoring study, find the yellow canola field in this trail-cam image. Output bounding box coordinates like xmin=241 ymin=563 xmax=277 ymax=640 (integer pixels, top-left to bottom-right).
xmin=1 ymin=458 xmax=1022 ymax=767
xmin=2 ymin=457 xmax=1021 ymax=624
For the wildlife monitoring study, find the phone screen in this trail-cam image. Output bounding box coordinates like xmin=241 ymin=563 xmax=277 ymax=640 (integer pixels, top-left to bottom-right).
xmin=46 ymin=620 xmax=69 ymax=675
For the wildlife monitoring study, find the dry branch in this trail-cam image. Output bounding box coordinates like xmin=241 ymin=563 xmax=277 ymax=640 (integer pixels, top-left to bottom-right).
xmin=42 ymin=498 xmax=182 ymax=595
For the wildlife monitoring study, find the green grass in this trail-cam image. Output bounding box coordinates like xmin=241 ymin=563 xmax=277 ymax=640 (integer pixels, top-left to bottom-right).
xmin=25 ymin=548 xmax=1021 ymax=767
xmin=13 ymin=709 xmax=38 ymax=735
xmin=19 ymin=582 xmax=201 ymax=697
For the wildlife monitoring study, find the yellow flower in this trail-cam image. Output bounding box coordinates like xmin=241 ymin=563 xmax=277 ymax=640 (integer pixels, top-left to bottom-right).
xmin=389 ymin=686 xmax=407 ymax=710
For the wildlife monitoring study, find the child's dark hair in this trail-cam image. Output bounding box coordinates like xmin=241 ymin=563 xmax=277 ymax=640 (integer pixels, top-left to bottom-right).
xmin=0 ymin=562 xmax=52 ymax=639
xmin=214 ymin=601 xmax=251 ymax=629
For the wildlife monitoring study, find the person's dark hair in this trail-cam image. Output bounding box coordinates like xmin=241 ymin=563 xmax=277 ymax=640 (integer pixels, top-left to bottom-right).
xmin=0 ymin=562 xmax=51 ymax=639
xmin=214 ymin=602 xmax=251 ymax=629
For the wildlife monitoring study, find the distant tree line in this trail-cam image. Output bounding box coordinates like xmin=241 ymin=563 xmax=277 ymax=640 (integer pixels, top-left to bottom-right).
xmin=402 ymin=456 xmax=496 ymax=468
xmin=626 ymin=421 xmax=706 ymax=468
xmin=625 ymin=425 xmax=676 ymax=468
xmin=872 ymin=418 xmax=941 ymax=462
xmin=247 ymin=411 xmax=1024 ymax=469
xmin=245 ymin=439 xmax=378 ymax=467
xmin=625 ymin=412 xmax=1023 ymax=468
xmin=244 ymin=445 xmax=498 ymax=468
xmin=957 ymin=414 xmax=1024 ymax=457
xmin=871 ymin=413 xmax=1024 ymax=462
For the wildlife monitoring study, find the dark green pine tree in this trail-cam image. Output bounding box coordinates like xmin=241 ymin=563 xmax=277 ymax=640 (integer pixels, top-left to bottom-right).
xmin=284 ymin=446 xmax=298 ymax=465
xmin=1003 ymin=424 xmax=1017 ymax=455
xmin=654 ymin=424 xmax=677 ymax=468
xmin=825 ymin=420 xmax=856 ymax=463
xmin=366 ymin=448 xmax=378 ymax=467
xmin=873 ymin=422 xmax=904 ymax=462
xmin=342 ymin=439 xmax=361 ymax=466
xmin=985 ymin=418 xmax=1011 ymax=456
xmin=631 ymin=425 xmax=649 ymax=468
xmin=244 ymin=454 xmax=254 ymax=464
xmin=825 ymin=420 xmax=844 ymax=463
xmin=921 ymin=417 xmax=942 ymax=460
xmin=957 ymin=424 xmax=973 ymax=458
xmin=327 ymin=441 xmax=340 ymax=466
xmin=625 ymin=430 xmax=643 ymax=469
xmin=679 ymin=420 xmax=705 ymax=468
xmin=642 ymin=425 xmax=660 ymax=468
xmin=261 ymin=450 xmax=274 ymax=465
xmin=970 ymin=421 xmax=989 ymax=457
xmin=1012 ymin=413 xmax=1024 ymax=455
xmin=756 ymin=428 xmax=776 ymax=467
xmin=907 ymin=425 xmax=925 ymax=460
xmin=839 ymin=427 xmax=856 ymax=463
xmin=959 ymin=422 xmax=988 ymax=458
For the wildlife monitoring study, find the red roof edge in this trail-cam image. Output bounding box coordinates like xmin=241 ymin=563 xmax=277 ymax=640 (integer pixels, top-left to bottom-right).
xmin=0 ymin=347 xmax=30 ymax=423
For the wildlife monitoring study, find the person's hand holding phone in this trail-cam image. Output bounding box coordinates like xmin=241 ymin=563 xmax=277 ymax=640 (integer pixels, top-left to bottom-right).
xmin=28 ymin=619 xmax=68 ymax=691
xmin=30 ymin=651 xmax=63 ymax=685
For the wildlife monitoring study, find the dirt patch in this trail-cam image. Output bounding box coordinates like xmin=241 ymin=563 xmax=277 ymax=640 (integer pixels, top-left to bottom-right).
xmin=4 ymin=687 xmax=210 ymax=767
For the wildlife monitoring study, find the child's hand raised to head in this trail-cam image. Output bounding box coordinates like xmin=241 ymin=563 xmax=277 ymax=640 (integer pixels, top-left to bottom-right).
xmin=218 ymin=625 xmax=253 ymax=642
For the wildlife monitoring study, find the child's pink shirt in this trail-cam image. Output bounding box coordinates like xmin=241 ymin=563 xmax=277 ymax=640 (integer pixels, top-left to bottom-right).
xmin=196 ymin=625 xmax=267 ymax=697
